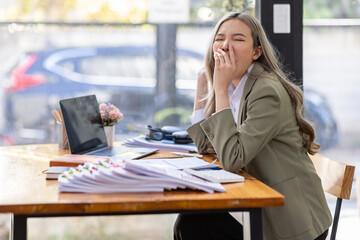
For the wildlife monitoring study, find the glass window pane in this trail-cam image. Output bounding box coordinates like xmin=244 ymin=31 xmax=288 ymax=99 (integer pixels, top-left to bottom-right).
xmin=0 ymin=24 xmax=157 ymax=144
xmin=303 ymin=10 xmax=360 ymax=153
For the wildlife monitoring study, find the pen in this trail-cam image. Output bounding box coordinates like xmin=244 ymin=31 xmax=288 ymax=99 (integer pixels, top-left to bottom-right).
xmin=171 ymin=152 xmax=203 ymax=158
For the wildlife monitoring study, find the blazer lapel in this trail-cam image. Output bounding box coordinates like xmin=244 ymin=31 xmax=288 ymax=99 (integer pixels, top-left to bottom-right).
xmin=237 ymin=63 xmax=266 ymax=125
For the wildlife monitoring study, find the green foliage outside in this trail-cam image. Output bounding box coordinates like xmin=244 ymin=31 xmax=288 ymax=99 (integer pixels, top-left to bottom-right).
xmin=154 ymin=107 xmax=192 ymax=126
xmin=203 ymin=0 xmax=255 ymax=20
xmin=2 ymin=0 xmax=254 ymax=23
xmin=2 ymin=0 xmax=358 ymax=23
xmin=304 ymin=0 xmax=360 ymax=19
xmin=1 ymin=0 xmax=148 ymax=23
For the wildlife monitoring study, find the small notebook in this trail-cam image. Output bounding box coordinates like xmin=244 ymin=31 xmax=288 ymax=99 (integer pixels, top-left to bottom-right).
xmin=45 ymin=166 xmax=71 ymax=180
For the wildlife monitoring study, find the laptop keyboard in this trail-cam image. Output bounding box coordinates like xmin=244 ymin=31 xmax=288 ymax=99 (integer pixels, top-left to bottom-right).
xmin=85 ymin=147 xmax=158 ymax=159
xmin=87 ymin=147 xmax=124 ymax=157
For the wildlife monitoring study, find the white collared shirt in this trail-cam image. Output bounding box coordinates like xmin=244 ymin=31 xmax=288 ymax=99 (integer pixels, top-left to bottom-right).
xmin=190 ymin=63 xmax=254 ymax=125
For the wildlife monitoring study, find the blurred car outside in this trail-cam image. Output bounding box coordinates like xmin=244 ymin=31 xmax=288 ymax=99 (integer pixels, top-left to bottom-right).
xmin=0 ymin=45 xmax=338 ymax=149
xmin=1 ymin=46 xmax=202 ymax=145
xmin=304 ymin=89 xmax=338 ymax=149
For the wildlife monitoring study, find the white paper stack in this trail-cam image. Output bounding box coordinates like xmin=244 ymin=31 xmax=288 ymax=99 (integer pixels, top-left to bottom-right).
xmin=110 ymin=156 xmax=219 ymax=170
xmin=58 ymin=160 xmax=225 ymax=194
xmin=123 ymin=136 xmax=198 ymax=152
xmin=123 ymin=160 xmax=225 ymax=193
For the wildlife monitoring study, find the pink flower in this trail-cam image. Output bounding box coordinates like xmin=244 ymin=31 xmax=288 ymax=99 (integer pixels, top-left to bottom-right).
xmin=109 ymin=110 xmax=117 ymax=120
xmin=99 ymin=103 xmax=107 ymax=110
xmin=99 ymin=103 xmax=124 ymax=126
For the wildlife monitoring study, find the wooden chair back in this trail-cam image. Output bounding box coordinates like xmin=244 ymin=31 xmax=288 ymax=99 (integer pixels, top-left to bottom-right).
xmin=310 ymin=154 xmax=355 ymax=199
xmin=310 ymin=154 xmax=355 ymax=240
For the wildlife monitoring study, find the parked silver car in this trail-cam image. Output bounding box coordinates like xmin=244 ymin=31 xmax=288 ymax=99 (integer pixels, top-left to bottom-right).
xmin=1 ymin=46 xmax=338 ymax=149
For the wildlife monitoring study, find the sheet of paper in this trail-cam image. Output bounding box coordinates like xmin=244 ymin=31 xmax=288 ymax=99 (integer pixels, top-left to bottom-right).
xmin=111 ymin=157 xmax=219 ymax=170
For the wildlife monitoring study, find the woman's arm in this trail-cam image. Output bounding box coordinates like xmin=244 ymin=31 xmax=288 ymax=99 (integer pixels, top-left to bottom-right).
xmin=199 ymin=80 xmax=282 ymax=172
xmin=186 ymin=69 xmax=209 ymax=154
xmin=193 ymin=68 xmax=208 ymax=111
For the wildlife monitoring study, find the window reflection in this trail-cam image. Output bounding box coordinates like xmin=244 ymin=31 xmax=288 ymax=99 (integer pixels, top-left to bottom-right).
xmin=0 ymin=1 xmax=256 ymax=147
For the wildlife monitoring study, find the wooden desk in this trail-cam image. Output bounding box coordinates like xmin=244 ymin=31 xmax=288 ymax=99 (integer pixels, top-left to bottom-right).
xmin=0 ymin=144 xmax=284 ymax=240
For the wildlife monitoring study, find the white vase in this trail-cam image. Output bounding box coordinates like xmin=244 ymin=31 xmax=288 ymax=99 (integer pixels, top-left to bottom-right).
xmin=104 ymin=125 xmax=115 ymax=146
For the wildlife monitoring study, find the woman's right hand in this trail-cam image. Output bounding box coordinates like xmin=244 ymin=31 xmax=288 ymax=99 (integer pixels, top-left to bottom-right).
xmin=194 ymin=68 xmax=208 ymax=111
xmin=213 ymin=45 xmax=235 ymax=111
xmin=213 ymin=45 xmax=236 ymax=94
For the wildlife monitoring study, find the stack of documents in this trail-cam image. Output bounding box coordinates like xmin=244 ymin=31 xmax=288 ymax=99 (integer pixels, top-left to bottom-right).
xmin=123 ymin=136 xmax=198 ymax=152
xmin=58 ymin=160 xmax=225 ymax=194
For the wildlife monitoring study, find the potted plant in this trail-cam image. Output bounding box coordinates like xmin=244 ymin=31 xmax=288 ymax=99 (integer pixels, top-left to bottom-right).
xmin=99 ymin=103 xmax=124 ymax=146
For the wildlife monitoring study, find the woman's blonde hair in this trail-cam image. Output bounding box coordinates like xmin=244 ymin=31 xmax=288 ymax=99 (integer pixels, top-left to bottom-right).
xmin=203 ymin=12 xmax=320 ymax=154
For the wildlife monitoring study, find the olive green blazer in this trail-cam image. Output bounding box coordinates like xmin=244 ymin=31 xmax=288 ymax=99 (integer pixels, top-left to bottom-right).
xmin=187 ymin=63 xmax=332 ymax=240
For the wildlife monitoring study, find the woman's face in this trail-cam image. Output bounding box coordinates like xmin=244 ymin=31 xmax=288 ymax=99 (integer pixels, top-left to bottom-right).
xmin=212 ymin=19 xmax=261 ymax=79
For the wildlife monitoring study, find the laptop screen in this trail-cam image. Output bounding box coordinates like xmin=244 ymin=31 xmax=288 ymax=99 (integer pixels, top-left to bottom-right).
xmin=60 ymin=95 xmax=108 ymax=154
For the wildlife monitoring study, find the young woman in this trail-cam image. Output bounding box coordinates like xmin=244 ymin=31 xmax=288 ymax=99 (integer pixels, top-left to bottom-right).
xmin=173 ymin=12 xmax=332 ymax=240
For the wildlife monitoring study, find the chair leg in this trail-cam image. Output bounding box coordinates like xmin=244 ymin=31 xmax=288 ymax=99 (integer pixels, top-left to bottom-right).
xmin=330 ymin=198 xmax=343 ymax=240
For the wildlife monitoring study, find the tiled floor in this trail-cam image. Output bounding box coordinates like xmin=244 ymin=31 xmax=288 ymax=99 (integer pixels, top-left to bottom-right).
xmin=326 ymin=191 xmax=359 ymax=240
xmin=336 ymin=215 xmax=360 ymax=240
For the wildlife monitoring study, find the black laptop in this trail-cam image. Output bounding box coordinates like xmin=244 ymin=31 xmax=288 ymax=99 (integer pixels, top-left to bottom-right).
xmin=59 ymin=95 xmax=158 ymax=158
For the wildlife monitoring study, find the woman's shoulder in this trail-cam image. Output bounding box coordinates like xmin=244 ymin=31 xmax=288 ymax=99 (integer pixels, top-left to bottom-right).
xmin=249 ymin=70 xmax=287 ymax=101
xmin=254 ymin=71 xmax=283 ymax=92
xmin=250 ymin=63 xmax=278 ymax=83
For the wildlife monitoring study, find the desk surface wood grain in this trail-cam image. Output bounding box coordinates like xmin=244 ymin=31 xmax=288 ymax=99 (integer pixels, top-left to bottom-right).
xmin=0 ymin=144 xmax=284 ymax=215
